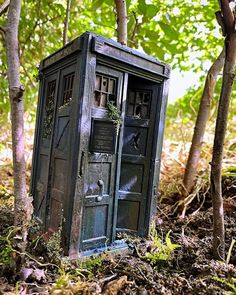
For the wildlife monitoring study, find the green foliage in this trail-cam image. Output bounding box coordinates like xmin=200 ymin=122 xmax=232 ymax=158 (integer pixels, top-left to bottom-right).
xmin=0 ymin=0 xmax=230 ymax=135
xmin=223 ymin=167 xmax=236 ymax=178
xmin=1 ymin=0 xmax=236 ymax=154
xmin=144 ymin=228 xmax=180 ymax=263
xmin=79 ymin=255 xmax=104 ymax=273
xmin=53 ymin=268 xmax=72 ymax=289
xmin=107 ymin=101 xmax=122 ymax=132
xmin=214 ymin=276 xmax=236 ymax=294
xmin=0 ymin=227 xmax=18 ymax=266
xmin=46 ymin=227 xmax=63 ymax=263
xmin=52 ymin=255 xmax=106 ymax=292
xmin=165 ymin=72 xmax=236 ymax=141
xmin=0 ymin=239 xmax=13 ymax=266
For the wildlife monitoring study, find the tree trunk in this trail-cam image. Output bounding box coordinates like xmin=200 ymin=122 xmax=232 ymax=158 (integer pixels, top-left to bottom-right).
xmin=210 ymin=0 xmax=236 ymax=261
xmin=114 ymin=0 xmax=127 ymax=45
xmin=5 ymin=0 xmax=32 ymax=264
xmin=211 ymin=34 xmax=236 ymax=260
xmin=63 ymin=0 xmax=71 ymax=46
xmin=181 ymin=49 xmax=225 ymax=199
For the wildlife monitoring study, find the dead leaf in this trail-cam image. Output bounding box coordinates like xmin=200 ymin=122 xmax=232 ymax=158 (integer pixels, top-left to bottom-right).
xmin=103 ymin=275 xmax=132 ymax=295
xmin=33 ymin=268 xmax=46 ymax=282
xmin=20 ymin=267 xmax=33 ymax=280
xmin=72 ymin=281 xmax=102 ymax=295
xmin=20 ymin=267 xmax=46 ymax=282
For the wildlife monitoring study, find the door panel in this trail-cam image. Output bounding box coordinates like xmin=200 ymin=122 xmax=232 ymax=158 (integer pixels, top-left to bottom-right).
xmin=82 ymin=150 xmax=116 ymax=250
xmin=120 ymin=163 xmax=144 ymax=193
xmin=117 ymin=200 xmax=140 ymax=231
xmin=81 ymin=66 xmax=123 ymax=250
xmin=48 ymin=64 xmax=76 ymax=232
xmin=117 ymin=76 xmax=159 ymax=235
xmin=122 ymin=126 xmax=148 ymax=156
xmin=87 ymin=162 xmax=111 ymax=195
xmin=83 ymin=204 xmax=109 ymax=242
xmin=34 ymin=74 xmax=58 ymax=224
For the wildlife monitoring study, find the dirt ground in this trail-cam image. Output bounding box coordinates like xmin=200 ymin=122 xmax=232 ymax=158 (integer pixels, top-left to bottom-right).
xmin=0 ymin=176 xmax=236 ymax=294
xmin=0 ymin=143 xmax=236 ymax=294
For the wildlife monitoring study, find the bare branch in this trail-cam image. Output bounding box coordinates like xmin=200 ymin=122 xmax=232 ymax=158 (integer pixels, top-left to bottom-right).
xmin=181 ymin=48 xmax=225 ymax=213
xmin=0 ymin=26 xmax=6 ymax=33
xmin=0 ymin=0 xmax=10 ymax=16
xmin=114 ymin=0 xmax=128 ymax=45
xmin=129 ymin=11 xmax=141 ymax=48
xmin=215 ymin=11 xmax=226 ymax=36
xmin=21 ymin=63 xmax=36 ymax=88
xmin=219 ymin=0 xmax=235 ymax=33
xmin=63 ymin=0 xmax=71 ymax=46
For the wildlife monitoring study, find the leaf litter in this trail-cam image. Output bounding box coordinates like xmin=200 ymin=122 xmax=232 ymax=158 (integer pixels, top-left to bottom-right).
xmin=0 ymin=141 xmax=236 ymax=294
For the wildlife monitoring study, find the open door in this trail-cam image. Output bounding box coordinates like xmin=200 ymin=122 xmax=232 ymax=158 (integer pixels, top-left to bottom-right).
xmin=34 ymin=73 xmax=59 ymax=226
xmin=47 ymin=64 xmax=76 ymax=233
xmin=117 ymin=75 xmax=160 ymax=235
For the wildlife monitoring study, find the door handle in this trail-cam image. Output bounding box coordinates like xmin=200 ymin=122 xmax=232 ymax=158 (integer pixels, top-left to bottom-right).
xmin=96 ymin=179 xmax=104 ymax=201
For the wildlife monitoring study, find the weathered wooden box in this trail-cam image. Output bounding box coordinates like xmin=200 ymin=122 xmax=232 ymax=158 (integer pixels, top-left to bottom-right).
xmin=31 ymin=31 xmax=170 ymax=257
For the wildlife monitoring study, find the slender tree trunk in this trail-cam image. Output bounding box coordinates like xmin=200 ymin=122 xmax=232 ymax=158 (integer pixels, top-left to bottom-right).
xmin=114 ymin=0 xmax=127 ymax=45
xmin=181 ymin=49 xmax=225 ymax=199
xmin=0 ymin=0 xmax=10 ymax=16
xmin=63 ymin=0 xmax=71 ymax=46
xmin=211 ymin=34 xmax=236 ymax=260
xmin=5 ymin=0 xmax=32 ymax=263
xmin=211 ymin=0 xmax=236 ymax=260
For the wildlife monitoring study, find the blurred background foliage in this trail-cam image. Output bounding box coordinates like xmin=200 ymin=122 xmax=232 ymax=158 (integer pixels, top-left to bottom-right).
xmin=0 ymin=0 xmax=235 ymax=145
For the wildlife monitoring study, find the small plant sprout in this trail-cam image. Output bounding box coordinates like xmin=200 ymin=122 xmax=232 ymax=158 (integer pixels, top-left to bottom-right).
xmin=106 ymin=100 xmax=122 ymax=133
xmin=144 ymin=227 xmax=180 ymax=263
xmin=46 ymin=226 xmax=63 ymax=264
xmin=213 ymin=276 xmax=236 ymax=294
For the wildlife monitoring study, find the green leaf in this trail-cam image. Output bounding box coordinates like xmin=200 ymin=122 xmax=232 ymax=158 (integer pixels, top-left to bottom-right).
xmin=146 ymin=4 xmax=159 ymax=19
xmin=162 ymin=41 xmax=179 ymax=55
xmin=159 ymin=21 xmax=179 ymax=39
xmin=92 ymin=0 xmax=104 ymax=10
xmin=145 ymin=29 xmax=158 ymax=39
xmin=138 ymin=0 xmax=146 ymax=15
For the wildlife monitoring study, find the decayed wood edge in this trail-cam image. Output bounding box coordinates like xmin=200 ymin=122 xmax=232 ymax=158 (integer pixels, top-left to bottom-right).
xmin=0 ymin=0 xmax=10 ymax=16
xmin=114 ymin=0 xmax=128 ymax=45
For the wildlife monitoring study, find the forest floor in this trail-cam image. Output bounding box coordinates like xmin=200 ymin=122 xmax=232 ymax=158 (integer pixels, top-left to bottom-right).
xmin=0 ymin=141 xmax=236 ymax=294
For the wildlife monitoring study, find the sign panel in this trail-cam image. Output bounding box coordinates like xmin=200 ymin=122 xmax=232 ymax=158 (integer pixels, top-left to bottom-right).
xmin=90 ymin=119 xmax=116 ymax=154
